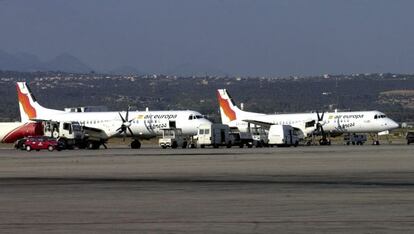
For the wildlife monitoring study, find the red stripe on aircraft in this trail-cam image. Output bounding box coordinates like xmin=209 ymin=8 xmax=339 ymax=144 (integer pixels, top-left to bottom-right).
xmin=217 ymin=91 xmax=237 ymax=121
xmin=2 ymin=122 xmax=43 ymax=143
xmin=16 ymin=84 xmax=37 ymax=119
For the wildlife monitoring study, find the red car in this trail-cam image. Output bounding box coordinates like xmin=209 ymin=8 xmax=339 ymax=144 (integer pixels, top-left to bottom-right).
xmin=22 ymin=136 xmax=61 ymax=152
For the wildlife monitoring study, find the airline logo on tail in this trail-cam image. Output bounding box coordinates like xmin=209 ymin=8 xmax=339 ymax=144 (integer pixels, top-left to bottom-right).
xmin=16 ymin=83 xmax=37 ymax=120
xmin=217 ymin=89 xmax=237 ymax=122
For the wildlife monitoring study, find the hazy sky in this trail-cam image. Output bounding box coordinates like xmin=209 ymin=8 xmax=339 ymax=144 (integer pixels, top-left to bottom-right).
xmin=1 ymin=0 xmax=414 ymax=76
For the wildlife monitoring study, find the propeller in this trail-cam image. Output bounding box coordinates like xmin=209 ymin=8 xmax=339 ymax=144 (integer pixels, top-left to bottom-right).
xmin=315 ymin=111 xmax=325 ymax=135
xmin=117 ymin=106 xmax=134 ymax=141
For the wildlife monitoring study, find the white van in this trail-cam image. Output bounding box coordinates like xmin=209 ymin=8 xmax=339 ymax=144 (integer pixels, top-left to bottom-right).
xmin=268 ymin=125 xmax=299 ymax=147
xmin=197 ymin=124 xmax=232 ymax=148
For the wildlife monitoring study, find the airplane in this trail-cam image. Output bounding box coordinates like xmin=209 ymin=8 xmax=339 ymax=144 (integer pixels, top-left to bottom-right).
xmin=15 ymin=82 xmax=211 ymax=149
xmin=217 ymin=89 xmax=399 ymax=145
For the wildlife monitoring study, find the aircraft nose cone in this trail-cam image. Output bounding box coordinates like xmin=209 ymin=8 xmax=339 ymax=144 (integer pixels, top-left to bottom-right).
xmin=386 ymin=119 xmax=399 ymax=129
xmin=391 ymin=121 xmax=399 ymax=129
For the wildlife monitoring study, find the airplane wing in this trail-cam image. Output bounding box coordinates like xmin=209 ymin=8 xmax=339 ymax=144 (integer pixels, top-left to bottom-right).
xmin=242 ymin=119 xmax=273 ymax=128
xmin=82 ymin=126 xmax=105 ymax=133
xmin=82 ymin=126 xmax=109 ymax=140
xmin=242 ymin=119 xmax=317 ymax=129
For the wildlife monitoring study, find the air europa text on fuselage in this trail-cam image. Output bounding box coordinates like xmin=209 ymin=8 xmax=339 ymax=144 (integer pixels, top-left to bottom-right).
xmin=330 ymin=114 xmax=364 ymax=119
xmin=143 ymin=114 xmax=178 ymax=120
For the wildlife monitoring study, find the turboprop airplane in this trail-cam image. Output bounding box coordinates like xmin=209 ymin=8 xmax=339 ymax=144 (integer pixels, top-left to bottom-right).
xmin=217 ymin=89 xmax=399 ymax=145
xmin=16 ymin=82 xmax=211 ymax=149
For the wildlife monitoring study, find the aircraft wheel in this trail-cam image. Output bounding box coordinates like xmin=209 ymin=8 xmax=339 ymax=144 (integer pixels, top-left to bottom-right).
xmin=171 ymin=141 xmax=178 ymax=149
xmin=88 ymin=141 xmax=100 ymax=150
xmin=131 ymin=140 xmax=141 ymax=149
xmin=182 ymin=141 xmax=188 ymax=149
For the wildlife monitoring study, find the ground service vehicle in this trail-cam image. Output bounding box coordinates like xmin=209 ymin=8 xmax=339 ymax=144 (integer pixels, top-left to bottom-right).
xmin=21 ymin=136 xmax=63 ymax=152
xmin=229 ymin=127 xmax=253 ymax=148
xmin=251 ymin=127 xmax=269 ymax=147
xmin=43 ymin=121 xmax=85 ymax=149
xmin=197 ymin=124 xmax=232 ymax=148
xmin=268 ymin=125 xmax=299 ymax=147
xmin=14 ymin=138 xmax=28 ymax=150
xmin=159 ymin=128 xmax=187 ymax=149
xmin=344 ymin=133 xmax=367 ymax=145
xmin=407 ymin=132 xmax=414 ymax=145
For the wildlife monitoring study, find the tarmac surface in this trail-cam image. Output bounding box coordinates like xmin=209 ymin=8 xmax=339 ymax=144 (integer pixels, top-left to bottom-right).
xmin=1 ymin=144 xmax=414 ymax=233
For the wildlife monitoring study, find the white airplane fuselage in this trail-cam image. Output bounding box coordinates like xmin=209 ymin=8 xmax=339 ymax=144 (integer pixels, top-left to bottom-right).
xmin=45 ymin=110 xmax=211 ymax=139
xmin=228 ymin=111 xmax=398 ymax=135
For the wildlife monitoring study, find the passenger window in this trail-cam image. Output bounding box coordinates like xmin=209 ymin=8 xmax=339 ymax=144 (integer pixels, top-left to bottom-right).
xmin=205 ymin=129 xmax=210 ymax=134
xmin=199 ymin=129 xmax=204 ymax=134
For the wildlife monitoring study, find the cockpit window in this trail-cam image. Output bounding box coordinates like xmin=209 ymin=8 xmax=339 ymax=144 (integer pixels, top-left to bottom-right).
xmin=374 ymin=114 xmax=387 ymax=119
xmin=189 ymin=115 xmax=193 ymax=120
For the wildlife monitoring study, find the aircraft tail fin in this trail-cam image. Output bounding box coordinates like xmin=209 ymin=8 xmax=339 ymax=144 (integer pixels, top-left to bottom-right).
xmin=16 ymin=82 xmax=61 ymax=121
xmin=217 ymin=89 xmax=246 ymax=124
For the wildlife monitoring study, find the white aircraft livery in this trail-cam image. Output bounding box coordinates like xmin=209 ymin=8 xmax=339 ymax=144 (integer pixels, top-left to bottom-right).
xmin=217 ymin=89 xmax=399 ymax=144
xmin=15 ymin=82 xmax=211 ymax=148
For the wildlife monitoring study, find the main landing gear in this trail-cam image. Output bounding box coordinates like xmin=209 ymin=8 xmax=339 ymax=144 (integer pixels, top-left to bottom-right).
xmin=131 ymin=139 xmax=141 ymax=149
xmin=319 ymin=137 xmax=331 ymax=145
xmin=86 ymin=140 xmax=107 ymax=150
